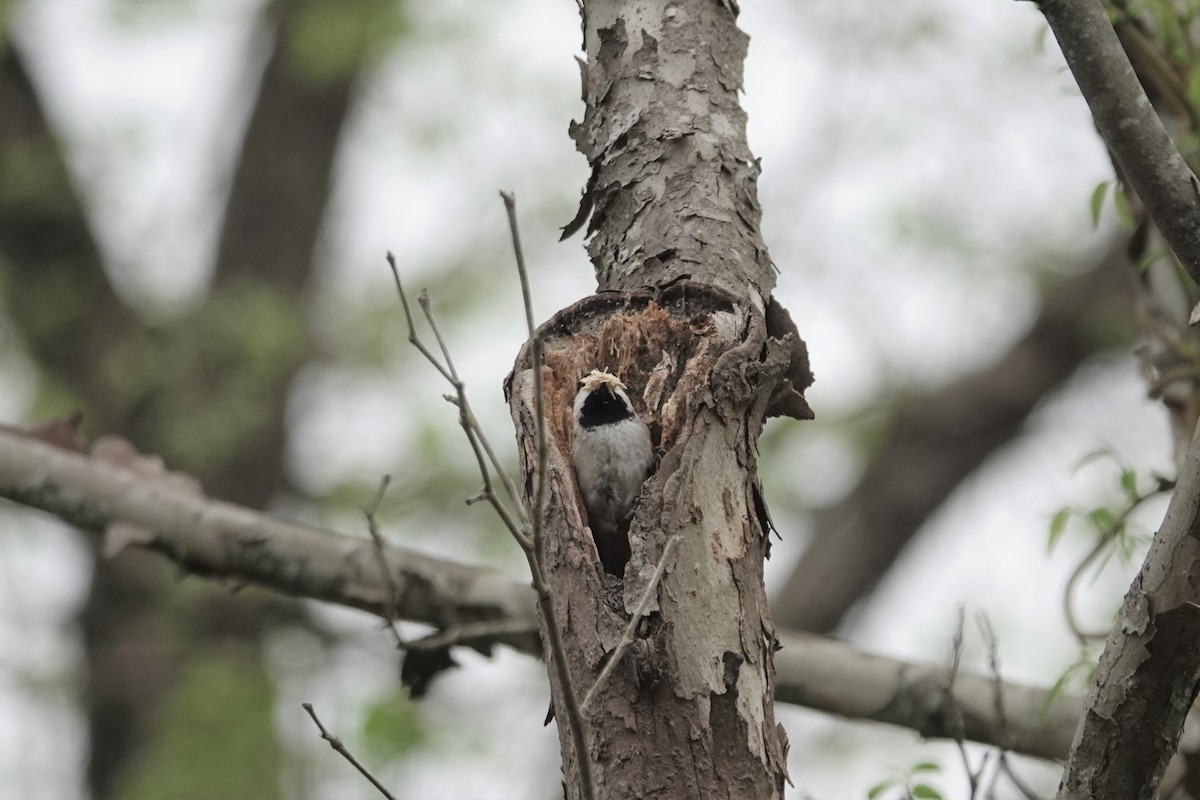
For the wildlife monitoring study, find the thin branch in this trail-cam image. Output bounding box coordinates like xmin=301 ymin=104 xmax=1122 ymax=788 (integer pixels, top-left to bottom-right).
xmin=945 ymin=608 xmax=987 ymax=800
xmin=581 ymin=535 xmax=680 ymax=713
xmin=1039 ymin=0 xmax=1200 ymax=284
xmin=362 ymin=474 xmax=404 ymax=650
xmin=302 ymin=703 xmax=397 ymax=800
xmin=1061 ymin=485 xmax=1166 ymax=645
xmin=1108 ymin=4 xmax=1200 ymax=134
xmin=501 ymin=191 xmax=550 ymax=564
xmin=386 ymin=254 xmax=530 ymax=547
xmin=387 ymin=252 xmax=453 ymax=384
xmin=415 ymin=288 xmax=528 ymax=528
xmin=978 ymin=614 xmax=1045 ymax=800
xmin=403 ymin=619 xmax=540 ymax=651
xmin=498 ymin=192 xmax=595 ymax=800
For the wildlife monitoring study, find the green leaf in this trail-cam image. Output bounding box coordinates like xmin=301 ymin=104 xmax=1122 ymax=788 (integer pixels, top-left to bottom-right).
xmin=1048 ymin=508 xmax=1072 ymax=553
xmin=1041 ymin=669 xmax=1072 ymax=719
xmin=911 ymin=785 xmax=943 ymax=800
xmin=1088 ymin=506 xmax=1118 ymax=533
xmin=1188 ymin=65 xmax=1200 ymax=117
xmin=1134 ymin=247 xmax=1165 ymax=274
xmin=867 ymin=780 xmax=894 ymax=799
xmin=362 ymin=692 xmax=425 ymax=758
xmin=1089 ymin=181 xmax=1110 ymax=229
xmin=1073 ymin=446 xmax=1115 ymax=474
xmin=1033 ymin=22 xmax=1051 ymax=54
xmin=1113 ymin=186 xmax=1135 ymax=230
xmin=910 ymin=761 xmax=941 ymax=774
xmin=1120 ymin=469 xmax=1139 ymax=502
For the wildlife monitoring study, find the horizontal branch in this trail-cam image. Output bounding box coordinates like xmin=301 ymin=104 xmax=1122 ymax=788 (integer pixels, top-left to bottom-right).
xmin=0 ymin=430 xmax=538 ymax=653
xmin=776 ymin=633 xmax=1077 ymax=763
xmin=0 ymin=429 xmax=1079 ymax=760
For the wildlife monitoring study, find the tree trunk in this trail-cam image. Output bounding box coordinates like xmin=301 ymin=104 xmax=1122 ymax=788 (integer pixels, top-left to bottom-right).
xmin=507 ymin=1 xmax=811 ymax=796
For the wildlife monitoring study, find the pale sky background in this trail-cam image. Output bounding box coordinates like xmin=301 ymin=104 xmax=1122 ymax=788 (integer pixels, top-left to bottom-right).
xmin=0 ymin=1 xmax=1177 ymax=798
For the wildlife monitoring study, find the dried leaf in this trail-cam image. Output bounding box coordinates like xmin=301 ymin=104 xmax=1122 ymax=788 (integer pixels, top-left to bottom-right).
xmin=0 ymin=412 xmax=86 ymax=452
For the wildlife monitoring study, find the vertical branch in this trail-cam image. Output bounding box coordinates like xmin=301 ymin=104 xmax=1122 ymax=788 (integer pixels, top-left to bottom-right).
xmin=499 ymin=192 xmax=595 ymax=800
xmin=362 ymin=474 xmax=405 ymax=649
xmin=387 ymin=239 xmax=595 ymax=800
xmin=501 ymin=192 xmax=549 ymax=559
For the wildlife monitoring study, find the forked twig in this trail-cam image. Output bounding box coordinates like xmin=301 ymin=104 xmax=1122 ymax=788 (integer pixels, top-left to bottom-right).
xmin=946 ymin=608 xmax=989 ymax=800
xmin=581 ymin=535 xmax=681 ymax=712
xmin=363 ymin=474 xmax=404 ymax=649
xmin=302 ymin=703 xmax=397 ymax=800
xmin=978 ymin=614 xmax=1044 ymax=800
xmin=384 ymin=193 xmax=595 ymax=800
xmin=386 ymin=254 xmax=530 ymax=547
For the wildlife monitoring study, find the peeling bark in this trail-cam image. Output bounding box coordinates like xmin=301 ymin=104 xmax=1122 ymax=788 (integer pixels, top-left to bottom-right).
xmin=518 ymin=2 xmax=816 ymax=794
xmin=508 ymin=285 xmax=796 ymax=797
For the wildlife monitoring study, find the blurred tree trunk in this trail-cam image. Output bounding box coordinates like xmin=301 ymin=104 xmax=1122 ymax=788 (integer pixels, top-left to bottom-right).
xmin=507 ymin=1 xmax=810 ymax=796
xmin=773 ymin=232 xmax=1135 ymax=634
xmin=0 ymin=2 xmax=380 ymax=795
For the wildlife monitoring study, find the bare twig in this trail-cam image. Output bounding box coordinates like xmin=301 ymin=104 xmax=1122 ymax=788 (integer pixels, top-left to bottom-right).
xmin=385 ymin=197 xmax=595 ymax=800
xmin=403 ymin=619 xmax=540 ymax=651
xmin=997 ymin=752 xmax=1044 ymax=800
xmin=501 ymin=191 xmax=550 ymax=564
xmin=946 ymin=609 xmax=988 ymax=800
xmin=499 ymin=191 xmax=595 ymax=800
xmin=386 ymin=254 xmax=530 ymax=547
xmin=978 ymin=615 xmax=1044 ymax=800
xmin=363 ymin=474 xmax=404 ymax=649
xmin=582 ymin=535 xmax=680 ymax=713
xmin=302 ymin=703 xmax=397 ymax=800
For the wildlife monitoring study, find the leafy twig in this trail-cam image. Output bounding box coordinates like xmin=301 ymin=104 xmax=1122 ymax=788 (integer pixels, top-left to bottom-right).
xmin=1061 ymin=479 xmax=1165 ymax=644
xmin=302 ymin=703 xmax=397 ymax=800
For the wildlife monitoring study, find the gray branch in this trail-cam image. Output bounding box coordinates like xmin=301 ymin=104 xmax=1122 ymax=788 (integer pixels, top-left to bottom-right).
xmin=0 ymin=429 xmax=1079 ymax=761
xmin=1040 ymin=0 xmax=1200 ymax=283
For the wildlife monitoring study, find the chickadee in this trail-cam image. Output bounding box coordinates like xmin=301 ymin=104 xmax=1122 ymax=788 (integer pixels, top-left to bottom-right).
xmin=571 ymin=370 xmax=655 ymax=575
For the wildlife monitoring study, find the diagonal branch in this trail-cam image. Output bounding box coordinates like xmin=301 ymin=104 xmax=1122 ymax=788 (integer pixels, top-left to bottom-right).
xmin=1039 ymin=0 xmax=1200 ymax=283
xmin=1055 ymin=423 xmax=1200 ymax=799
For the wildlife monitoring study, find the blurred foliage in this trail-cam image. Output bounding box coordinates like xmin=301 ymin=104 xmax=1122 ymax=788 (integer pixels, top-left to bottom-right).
xmin=0 ymin=135 xmax=73 ymax=213
xmin=110 ymin=651 xmax=282 ymax=800
xmin=96 ymin=277 xmax=305 ymax=472
xmin=285 ymin=0 xmax=408 ymax=85
xmin=361 ymin=690 xmax=425 ymax=760
xmin=866 ymin=760 xmax=945 ymax=800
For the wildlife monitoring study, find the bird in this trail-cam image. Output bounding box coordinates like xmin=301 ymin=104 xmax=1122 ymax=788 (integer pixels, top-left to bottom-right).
xmin=571 ymin=369 xmax=655 ymax=575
